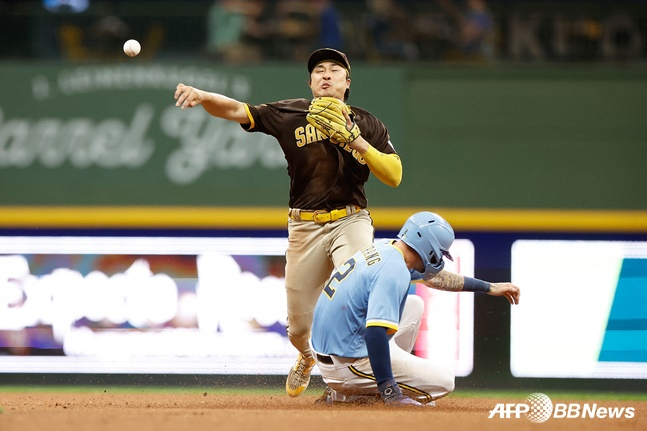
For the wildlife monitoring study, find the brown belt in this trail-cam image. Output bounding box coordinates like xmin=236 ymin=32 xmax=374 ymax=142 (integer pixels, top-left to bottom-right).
xmin=288 ymin=205 xmax=362 ymax=224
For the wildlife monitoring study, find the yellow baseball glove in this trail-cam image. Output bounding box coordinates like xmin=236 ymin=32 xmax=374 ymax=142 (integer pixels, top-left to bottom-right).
xmin=306 ymin=97 xmax=361 ymax=144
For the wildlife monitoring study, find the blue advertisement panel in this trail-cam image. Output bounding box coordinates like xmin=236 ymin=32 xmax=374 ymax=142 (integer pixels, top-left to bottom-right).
xmin=511 ymin=240 xmax=647 ymax=379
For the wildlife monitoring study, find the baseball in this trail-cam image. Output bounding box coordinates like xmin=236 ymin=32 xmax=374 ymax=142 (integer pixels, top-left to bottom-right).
xmin=123 ymin=39 xmax=141 ymax=57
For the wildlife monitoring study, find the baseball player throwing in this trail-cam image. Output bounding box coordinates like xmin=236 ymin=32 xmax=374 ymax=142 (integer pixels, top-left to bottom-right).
xmin=174 ymin=48 xmax=402 ymax=396
xmin=310 ymin=211 xmax=521 ymax=406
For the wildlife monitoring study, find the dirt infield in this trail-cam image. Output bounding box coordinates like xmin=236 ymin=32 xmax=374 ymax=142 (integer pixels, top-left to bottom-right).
xmin=1 ymin=391 xmax=645 ymax=431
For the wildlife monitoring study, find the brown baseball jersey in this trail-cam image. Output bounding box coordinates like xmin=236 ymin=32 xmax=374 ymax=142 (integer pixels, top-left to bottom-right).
xmin=242 ymin=98 xmax=397 ymax=210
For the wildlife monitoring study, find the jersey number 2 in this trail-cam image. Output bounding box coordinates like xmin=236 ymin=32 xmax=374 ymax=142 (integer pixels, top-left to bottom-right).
xmin=323 ymin=258 xmax=356 ymax=299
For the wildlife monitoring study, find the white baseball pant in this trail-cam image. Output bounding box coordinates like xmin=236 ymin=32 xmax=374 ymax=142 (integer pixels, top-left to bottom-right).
xmin=311 ymin=295 xmax=456 ymax=402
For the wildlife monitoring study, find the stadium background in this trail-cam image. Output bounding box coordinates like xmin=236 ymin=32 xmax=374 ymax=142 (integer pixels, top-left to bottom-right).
xmin=1 ymin=0 xmax=646 ymax=396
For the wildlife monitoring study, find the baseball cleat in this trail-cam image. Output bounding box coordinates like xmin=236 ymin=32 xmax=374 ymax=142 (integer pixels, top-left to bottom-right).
xmin=314 ymin=387 xmax=335 ymax=406
xmin=314 ymin=387 xmax=381 ymax=406
xmin=286 ymin=353 xmax=315 ymax=397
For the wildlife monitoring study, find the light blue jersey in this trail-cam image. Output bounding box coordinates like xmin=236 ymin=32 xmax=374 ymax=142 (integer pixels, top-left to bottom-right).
xmin=311 ymin=239 xmax=413 ymax=358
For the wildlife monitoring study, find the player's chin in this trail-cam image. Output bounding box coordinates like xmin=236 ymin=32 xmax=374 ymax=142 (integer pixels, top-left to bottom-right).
xmin=314 ymin=90 xmax=337 ymax=99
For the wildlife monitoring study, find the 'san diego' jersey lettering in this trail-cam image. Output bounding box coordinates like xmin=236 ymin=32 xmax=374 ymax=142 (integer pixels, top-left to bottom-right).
xmin=242 ymin=98 xmax=397 ymax=210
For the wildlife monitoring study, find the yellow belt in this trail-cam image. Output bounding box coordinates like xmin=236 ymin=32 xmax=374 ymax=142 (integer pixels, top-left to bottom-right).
xmin=289 ymin=205 xmax=362 ymax=224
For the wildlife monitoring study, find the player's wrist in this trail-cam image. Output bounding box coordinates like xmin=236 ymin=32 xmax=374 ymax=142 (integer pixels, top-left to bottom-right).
xmin=346 ymin=133 xmax=364 ymax=149
xmin=463 ymin=276 xmax=491 ymax=293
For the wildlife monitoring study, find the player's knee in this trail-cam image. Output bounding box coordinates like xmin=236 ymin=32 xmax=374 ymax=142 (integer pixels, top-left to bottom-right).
xmin=431 ymin=378 xmax=455 ymax=400
xmin=444 ymin=375 xmax=456 ymax=394
xmin=429 ymin=365 xmax=455 ymax=398
xmin=405 ymin=294 xmax=424 ymax=319
xmin=439 ymin=368 xmax=456 ymax=394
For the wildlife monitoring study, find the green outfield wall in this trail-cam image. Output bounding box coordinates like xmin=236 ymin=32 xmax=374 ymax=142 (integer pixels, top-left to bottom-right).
xmin=1 ymin=62 xmax=645 ymax=230
xmin=0 ymin=62 xmax=403 ymax=207
xmin=404 ymin=66 xmax=647 ymax=211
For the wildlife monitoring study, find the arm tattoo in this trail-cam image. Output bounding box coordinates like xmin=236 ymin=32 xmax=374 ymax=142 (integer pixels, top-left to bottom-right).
xmin=427 ymin=270 xmax=464 ymax=292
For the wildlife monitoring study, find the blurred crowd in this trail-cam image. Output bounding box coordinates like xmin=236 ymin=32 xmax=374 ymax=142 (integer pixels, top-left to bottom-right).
xmin=205 ymin=0 xmax=493 ymax=64
xmin=0 ymin=0 xmax=645 ymax=64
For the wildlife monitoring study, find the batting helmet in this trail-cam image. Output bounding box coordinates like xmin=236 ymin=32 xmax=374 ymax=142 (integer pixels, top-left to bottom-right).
xmin=397 ymin=212 xmax=454 ymax=279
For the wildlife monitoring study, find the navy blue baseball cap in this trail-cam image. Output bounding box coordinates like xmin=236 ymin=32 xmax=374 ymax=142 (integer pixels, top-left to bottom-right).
xmin=307 ymin=48 xmax=351 ymax=76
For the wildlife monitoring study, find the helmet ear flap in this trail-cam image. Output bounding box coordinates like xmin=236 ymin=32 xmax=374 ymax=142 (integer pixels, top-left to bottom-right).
xmin=422 ymin=250 xmax=445 ymax=279
xmin=428 ymin=248 xmax=442 ymax=267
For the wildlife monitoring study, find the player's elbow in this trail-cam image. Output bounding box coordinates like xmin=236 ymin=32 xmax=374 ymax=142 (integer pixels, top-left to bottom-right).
xmin=374 ymin=173 xmax=401 ymax=188
xmin=386 ymin=171 xmax=402 ymax=188
xmin=379 ymin=156 xmax=403 ymax=188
